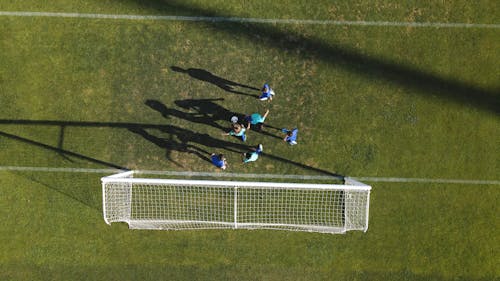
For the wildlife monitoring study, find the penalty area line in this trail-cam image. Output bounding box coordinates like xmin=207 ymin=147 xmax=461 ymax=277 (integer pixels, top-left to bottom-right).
xmin=0 ymin=11 xmax=499 ymax=29
xmin=0 ymin=166 xmax=499 ymax=185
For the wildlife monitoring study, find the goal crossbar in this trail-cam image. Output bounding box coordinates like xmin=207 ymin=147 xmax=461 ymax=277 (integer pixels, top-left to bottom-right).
xmin=102 ymin=177 xmax=369 ymax=191
xmin=102 ymin=171 xmax=372 ymax=234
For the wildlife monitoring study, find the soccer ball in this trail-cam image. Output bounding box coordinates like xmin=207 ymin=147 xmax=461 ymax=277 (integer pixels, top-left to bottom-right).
xmin=231 ymin=116 xmax=238 ymax=123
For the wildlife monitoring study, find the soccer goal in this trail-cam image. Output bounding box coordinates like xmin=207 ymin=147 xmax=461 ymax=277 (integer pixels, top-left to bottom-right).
xmin=101 ymin=171 xmax=371 ymax=234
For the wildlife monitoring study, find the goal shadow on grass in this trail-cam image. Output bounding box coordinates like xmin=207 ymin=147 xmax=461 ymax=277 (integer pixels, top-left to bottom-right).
xmin=129 ymin=0 xmax=499 ymax=115
xmin=0 ymin=129 xmax=124 ymax=211
xmin=0 ymin=120 xmax=341 ymax=178
xmin=15 ymin=171 xmax=102 ymax=212
xmin=126 ymin=124 xmax=341 ymax=178
xmin=170 ymin=66 xmax=260 ymax=98
xmin=0 ymin=130 xmax=126 ymax=170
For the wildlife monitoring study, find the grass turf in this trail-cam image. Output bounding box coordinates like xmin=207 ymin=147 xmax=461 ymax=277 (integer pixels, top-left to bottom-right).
xmin=0 ymin=1 xmax=499 ymax=280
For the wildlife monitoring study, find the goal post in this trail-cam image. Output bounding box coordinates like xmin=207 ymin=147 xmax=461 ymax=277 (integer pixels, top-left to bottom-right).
xmin=101 ymin=171 xmax=372 ymax=234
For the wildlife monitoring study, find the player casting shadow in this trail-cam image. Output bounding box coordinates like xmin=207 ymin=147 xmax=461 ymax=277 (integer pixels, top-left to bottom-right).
xmin=145 ymin=99 xmax=227 ymax=131
xmin=127 ymin=126 xmax=213 ymax=167
xmin=145 ymin=98 xmax=282 ymax=140
xmin=133 ymin=1 xmax=498 ymax=114
xmin=0 ymin=119 xmax=341 ymax=177
xmin=170 ymin=66 xmax=260 ymax=98
xmin=174 ymin=98 xmax=283 ymax=140
xmin=128 ymin=124 xmax=341 ymax=177
xmin=127 ymin=123 xmax=254 ymax=166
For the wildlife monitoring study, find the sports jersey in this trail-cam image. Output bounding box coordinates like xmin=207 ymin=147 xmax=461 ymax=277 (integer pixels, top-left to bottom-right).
xmin=211 ymin=155 xmax=225 ymax=168
xmin=249 ymin=113 xmax=265 ymax=125
xmin=243 ymin=152 xmax=259 ymax=163
xmin=259 ymin=83 xmax=275 ymax=100
xmin=229 ymin=127 xmax=246 ymax=136
xmin=285 ymin=128 xmax=298 ymax=145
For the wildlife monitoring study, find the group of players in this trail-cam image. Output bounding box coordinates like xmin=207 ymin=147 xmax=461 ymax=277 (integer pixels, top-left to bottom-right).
xmin=211 ymin=84 xmax=299 ymax=170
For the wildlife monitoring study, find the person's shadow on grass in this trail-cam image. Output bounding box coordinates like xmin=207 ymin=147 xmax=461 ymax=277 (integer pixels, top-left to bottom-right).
xmin=145 ymin=98 xmax=227 ymax=131
xmin=128 ymin=123 xmax=341 ymax=177
xmin=170 ymin=66 xmax=260 ymax=98
xmin=128 ymin=125 xmax=214 ymax=168
xmin=173 ymin=98 xmax=282 ymax=140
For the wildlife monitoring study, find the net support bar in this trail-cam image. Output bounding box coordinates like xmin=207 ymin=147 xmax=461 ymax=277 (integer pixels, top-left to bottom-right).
xmin=234 ymin=187 xmax=238 ymax=229
xmin=102 ymin=171 xmax=372 ymax=234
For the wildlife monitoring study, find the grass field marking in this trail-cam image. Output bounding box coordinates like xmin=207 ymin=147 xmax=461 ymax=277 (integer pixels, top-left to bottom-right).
xmin=353 ymin=177 xmax=500 ymax=185
xmin=0 ymin=166 xmax=120 ymax=174
xmin=1 ymin=166 xmax=499 ymax=185
xmin=0 ymin=11 xmax=499 ymax=29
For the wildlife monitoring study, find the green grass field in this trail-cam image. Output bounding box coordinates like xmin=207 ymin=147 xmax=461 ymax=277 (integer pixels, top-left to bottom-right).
xmin=1 ymin=1 xmax=499 ymax=280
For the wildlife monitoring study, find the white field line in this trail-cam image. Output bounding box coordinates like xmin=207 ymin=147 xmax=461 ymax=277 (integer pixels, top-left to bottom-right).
xmin=353 ymin=177 xmax=500 ymax=185
xmin=0 ymin=166 xmax=120 ymax=174
xmin=0 ymin=11 xmax=499 ymax=29
xmin=0 ymin=166 xmax=499 ymax=185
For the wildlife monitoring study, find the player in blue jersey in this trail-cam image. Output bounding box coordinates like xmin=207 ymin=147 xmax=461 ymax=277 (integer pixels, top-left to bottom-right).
xmin=243 ymin=144 xmax=263 ymax=163
xmin=211 ymin=153 xmax=227 ymax=170
xmin=259 ymin=83 xmax=275 ymax=101
xmin=282 ymin=128 xmax=298 ymax=145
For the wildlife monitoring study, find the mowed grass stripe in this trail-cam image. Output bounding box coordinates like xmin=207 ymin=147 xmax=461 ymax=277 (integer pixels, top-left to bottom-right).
xmin=1 ymin=166 xmax=498 ymax=185
xmin=0 ymin=11 xmax=499 ymax=28
xmin=1 ymin=3 xmax=498 ymax=280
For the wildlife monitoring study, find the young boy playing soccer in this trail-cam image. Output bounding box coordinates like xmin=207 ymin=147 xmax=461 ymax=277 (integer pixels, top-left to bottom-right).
xmin=223 ymin=123 xmax=247 ymax=142
xmin=259 ymin=83 xmax=275 ymax=101
xmin=282 ymin=128 xmax=298 ymax=145
xmin=211 ymin=153 xmax=227 ymax=170
xmin=244 ymin=109 xmax=269 ymax=131
xmin=242 ymin=144 xmax=263 ymax=163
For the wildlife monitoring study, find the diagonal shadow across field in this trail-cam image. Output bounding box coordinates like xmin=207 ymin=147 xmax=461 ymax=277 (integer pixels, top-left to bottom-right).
xmin=0 ymin=130 xmax=127 ymax=170
xmin=147 ymin=98 xmax=282 ymax=139
xmin=17 ymin=171 xmax=101 ymax=212
xmin=170 ymin=66 xmax=260 ymax=98
xmin=0 ymin=119 xmax=341 ymax=177
xmin=127 ymin=0 xmax=499 ymax=114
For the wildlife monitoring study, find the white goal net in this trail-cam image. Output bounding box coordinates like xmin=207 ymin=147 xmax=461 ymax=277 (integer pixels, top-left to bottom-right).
xmin=102 ymin=171 xmax=371 ymax=234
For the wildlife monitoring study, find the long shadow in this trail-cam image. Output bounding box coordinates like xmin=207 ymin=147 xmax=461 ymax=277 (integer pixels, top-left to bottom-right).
xmin=18 ymin=172 xmax=100 ymax=212
xmin=130 ymin=1 xmax=499 ymax=115
xmin=129 ymin=123 xmax=341 ymax=177
xmin=147 ymin=98 xmax=282 ymax=140
xmin=173 ymin=98 xmax=283 ymax=140
xmin=0 ymin=119 xmax=340 ymax=177
xmin=0 ymin=130 xmax=127 ymax=170
xmin=171 ymin=66 xmax=260 ymax=98
xmin=57 ymin=125 xmax=73 ymax=161
xmin=127 ymin=126 xmax=213 ymax=167
xmin=128 ymin=125 xmax=245 ymax=155
xmin=145 ymin=98 xmax=226 ymax=131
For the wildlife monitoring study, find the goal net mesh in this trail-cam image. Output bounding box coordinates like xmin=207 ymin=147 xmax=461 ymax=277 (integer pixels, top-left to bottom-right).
xmin=102 ymin=171 xmax=371 ymax=234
